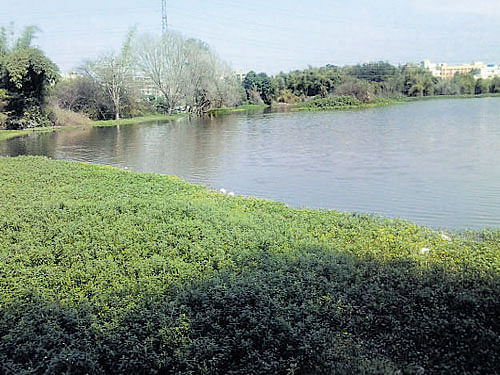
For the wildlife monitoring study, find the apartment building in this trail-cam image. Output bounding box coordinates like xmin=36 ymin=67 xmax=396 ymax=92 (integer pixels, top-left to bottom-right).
xmin=420 ymin=60 xmax=500 ymax=80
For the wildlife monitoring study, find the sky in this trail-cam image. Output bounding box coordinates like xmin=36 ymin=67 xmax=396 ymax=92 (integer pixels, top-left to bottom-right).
xmin=2 ymin=0 xmax=500 ymax=74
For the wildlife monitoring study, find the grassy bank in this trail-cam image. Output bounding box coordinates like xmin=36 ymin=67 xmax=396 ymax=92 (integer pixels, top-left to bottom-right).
xmin=0 ymin=156 xmax=498 ymax=374
xmin=403 ymin=92 xmax=500 ymax=102
xmin=0 ymin=129 xmax=30 ymax=141
xmin=206 ymin=104 xmax=268 ymax=116
xmin=0 ymin=126 xmax=74 ymax=142
xmin=92 ymin=113 xmax=187 ymax=127
xmin=290 ymin=93 xmax=500 ymax=113
xmin=292 ymin=96 xmax=402 ymax=112
xmin=2 ymin=94 xmax=499 ymax=141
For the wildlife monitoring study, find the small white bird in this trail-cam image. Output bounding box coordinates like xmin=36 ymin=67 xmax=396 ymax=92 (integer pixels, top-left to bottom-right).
xmin=219 ymin=188 xmax=227 ymax=194
xmin=441 ymin=233 xmax=451 ymax=241
xmin=420 ymin=248 xmax=431 ymax=255
xmin=228 ymin=192 xmax=235 ymax=197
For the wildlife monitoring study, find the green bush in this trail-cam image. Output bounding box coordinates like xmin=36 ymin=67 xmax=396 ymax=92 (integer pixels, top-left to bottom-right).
xmin=296 ymin=95 xmax=362 ymax=110
xmin=0 ymin=157 xmax=498 ymax=374
xmin=5 ymin=106 xmax=52 ymax=129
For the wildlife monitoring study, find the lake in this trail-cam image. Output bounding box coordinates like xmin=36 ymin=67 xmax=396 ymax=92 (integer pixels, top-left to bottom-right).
xmin=2 ymin=97 xmax=500 ymax=229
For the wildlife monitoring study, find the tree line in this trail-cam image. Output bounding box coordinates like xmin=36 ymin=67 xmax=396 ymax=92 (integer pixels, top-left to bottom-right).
xmin=2 ymin=26 xmax=500 ymax=130
xmin=0 ymin=26 xmax=244 ymax=129
xmin=242 ymin=62 xmax=500 ymax=106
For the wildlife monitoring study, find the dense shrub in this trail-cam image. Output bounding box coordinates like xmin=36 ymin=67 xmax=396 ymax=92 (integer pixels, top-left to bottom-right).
xmin=297 ymin=95 xmax=362 ymax=110
xmin=46 ymin=104 xmax=92 ymax=127
xmin=335 ymin=78 xmax=375 ymax=103
xmin=0 ymin=26 xmax=59 ymax=129
xmin=0 ymin=302 xmax=102 ymax=374
xmin=0 ymin=157 xmax=499 ymax=374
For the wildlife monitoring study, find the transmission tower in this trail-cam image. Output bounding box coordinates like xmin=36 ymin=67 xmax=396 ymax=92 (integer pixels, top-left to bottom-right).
xmin=161 ymin=0 xmax=168 ymax=34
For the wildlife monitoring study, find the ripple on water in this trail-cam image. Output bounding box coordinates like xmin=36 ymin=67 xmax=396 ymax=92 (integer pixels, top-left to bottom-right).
xmin=2 ymin=98 xmax=500 ymax=229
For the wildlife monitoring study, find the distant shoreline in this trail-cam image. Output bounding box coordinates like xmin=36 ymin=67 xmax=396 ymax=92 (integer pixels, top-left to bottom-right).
xmin=1 ymin=94 xmax=499 ymax=142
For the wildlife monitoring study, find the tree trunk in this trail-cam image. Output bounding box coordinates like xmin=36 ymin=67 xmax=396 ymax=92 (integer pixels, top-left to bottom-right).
xmin=113 ymin=96 xmax=120 ymax=120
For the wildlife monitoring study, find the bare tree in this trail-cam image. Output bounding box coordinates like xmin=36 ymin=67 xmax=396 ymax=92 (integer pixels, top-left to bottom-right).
xmin=83 ymin=28 xmax=136 ymax=120
xmin=135 ymin=31 xmax=242 ymax=114
xmin=135 ymin=32 xmax=188 ymax=113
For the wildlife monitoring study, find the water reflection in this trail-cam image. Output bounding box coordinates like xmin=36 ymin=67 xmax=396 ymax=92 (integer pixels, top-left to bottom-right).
xmin=2 ymin=97 xmax=500 ymax=229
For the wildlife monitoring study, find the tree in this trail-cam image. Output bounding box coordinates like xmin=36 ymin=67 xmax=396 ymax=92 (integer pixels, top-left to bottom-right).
xmin=348 ymin=61 xmax=398 ymax=83
xmin=52 ymin=76 xmax=114 ymax=120
xmin=0 ymin=25 xmax=59 ymax=129
xmin=183 ymin=38 xmax=241 ymax=112
xmin=274 ymin=66 xmax=343 ymax=99
xmin=242 ymin=71 xmax=276 ymax=105
xmin=491 ymin=77 xmax=500 ymax=93
xmin=451 ymin=73 xmax=475 ymax=95
xmin=135 ymin=32 xmax=241 ymax=113
xmin=475 ymin=78 xmax=491 ymax=95
xmin=436 ymin=79 xmax=460 ymax=95
xmin=401 ymin=65 xmax=436 ymax=97
xmin=335 ymin=77 xmax=375 ymax=103
xmin=83 ymin=28 xmax=136 ymax=120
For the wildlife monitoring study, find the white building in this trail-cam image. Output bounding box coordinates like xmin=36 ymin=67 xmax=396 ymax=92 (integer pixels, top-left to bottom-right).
xmin=475 ymin=64 xmax=500 ymax=80
xmin=233 ymin=71 xmax=246 ymax=82
xmin=420 ymin=60 xmax=500 ymax=80
xmin=420 ymin=60 xmax=441 ymax=77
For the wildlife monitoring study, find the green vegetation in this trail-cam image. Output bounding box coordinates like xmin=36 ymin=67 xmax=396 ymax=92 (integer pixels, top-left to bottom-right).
xmin=206 ymin=104 xmax=268 ymax=116
xmin=294 ymin=95 xmax=362 ymax=110
xmin=243 ymin=62 xmax=500 ymax=112
xmin=0 ymin=126 xmax=73 ymax=141
xmin=92 ymin=113 xmax=187 ymax=127
xmin=4 ymin=24 xmax=500 ymax=128
xmin=404 ymin=93 xmax=500 ymax=102
xmin=0 ymin=156 xmax=498 ymax=374
xmin=0 ymin=129 xmax=29 ymax=141
xmin=293 ymin=96 xmax=401 ymax=111
xmin=243 ymin=71 xmax=277 ymax=105
xmin=0 ymin=26 xmax=59 ymax=129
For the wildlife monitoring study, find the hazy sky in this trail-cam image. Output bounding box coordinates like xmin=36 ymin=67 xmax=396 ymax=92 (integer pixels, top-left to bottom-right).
xmin=2 ymin=0 xmax=499 ymax=74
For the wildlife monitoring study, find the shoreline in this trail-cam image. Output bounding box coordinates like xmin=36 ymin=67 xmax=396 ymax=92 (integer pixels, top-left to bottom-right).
xmin=92 ymin=113 xmax=188 ymax=127
xmin=1 ymin=94 xmax=500 ymax=142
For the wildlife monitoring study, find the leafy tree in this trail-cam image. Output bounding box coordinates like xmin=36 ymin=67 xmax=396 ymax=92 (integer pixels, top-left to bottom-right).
xmin=274 ymin=65 xmax=343 ymax=99
xmin=242 ymin=71 xmax=276 ymax=105
xmin=401 ymin=65 xmax=436 ymax=97
xmin=451 ymin=73 xmax=475 ymax=95
xmin=0 ymin=25 xmax=59 ymax=129
xmin=475 ymin=78 xmax=491 ymax=95
xmin=491 ymin=77 xmax=500 ymax=93
xmin=348 ymin=61 xmax=398 ymax=83
xmin=436 ymin=79 xmax=460 ymax=95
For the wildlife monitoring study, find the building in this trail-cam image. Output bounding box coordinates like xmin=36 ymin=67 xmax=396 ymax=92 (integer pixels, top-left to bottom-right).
xmin=134 ymin=74 xmax=162 ymax=97
xmin=420 ymin=60 xmax=500 ymax=80
xmin=62 ymin=71 xmax=82 ymax=80
xmin=420 ymin=60 xmax=441 ymax=77
xmin=439 ymin=62 xmax=485 ymax=79
xmin=233 ymin=71 xmax=246 ymax=82
xmin=475 ymin=64 xmax=500 ymax=80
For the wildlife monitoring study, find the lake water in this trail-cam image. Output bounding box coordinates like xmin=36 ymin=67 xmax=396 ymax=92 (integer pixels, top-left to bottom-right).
xmin=2 ymin=97 xmax=500 ymax=229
